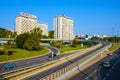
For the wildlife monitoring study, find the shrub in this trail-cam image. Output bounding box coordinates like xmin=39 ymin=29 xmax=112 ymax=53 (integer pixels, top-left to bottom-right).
xmin=0 ymin=50 xmax=5 ymax=55
xmin=7 ymin=51 xmax=13 ymax=55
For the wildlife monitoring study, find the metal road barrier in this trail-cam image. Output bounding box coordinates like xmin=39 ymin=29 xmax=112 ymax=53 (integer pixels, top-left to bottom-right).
xmin=0 ymin=59 xmax=60 ymax=79
xmin=40 ymin=43 xmax=111 ymax=80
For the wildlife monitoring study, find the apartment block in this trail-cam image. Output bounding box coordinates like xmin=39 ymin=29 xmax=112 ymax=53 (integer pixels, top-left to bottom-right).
xmin=16 ymin=12 xmax=48 ymax=36
xmin=54 ymin=14 xmax=74 ymax=40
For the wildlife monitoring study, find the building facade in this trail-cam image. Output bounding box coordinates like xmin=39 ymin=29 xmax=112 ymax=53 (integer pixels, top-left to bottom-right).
xmin=37 ymin=22 xmax=48 ymax=36
xmin=16 ymin=12 xmax=48 ymax=36
xmin=54 ymin=14 xmax=74 ymax=40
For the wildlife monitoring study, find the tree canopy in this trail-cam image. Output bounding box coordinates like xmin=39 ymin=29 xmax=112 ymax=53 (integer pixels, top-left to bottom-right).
xmin=15 ymin=27 xmax=43 ymax=51
xmin=0 ymin=28 xmax=16 ymax=38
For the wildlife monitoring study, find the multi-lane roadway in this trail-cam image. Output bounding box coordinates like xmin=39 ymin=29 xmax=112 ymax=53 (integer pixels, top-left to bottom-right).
xmin=0 ymin=46 xmax=58 ymax=74
xmin=0 ymin=46 xmax=83 ymax=74
xmin=22 ymin=42 xmax=108 ymax=80
xmin=68 ymin=48 xmax=120 ymax=80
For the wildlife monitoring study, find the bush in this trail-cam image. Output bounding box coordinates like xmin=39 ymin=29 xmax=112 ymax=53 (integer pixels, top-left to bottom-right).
xmin=71 ymin=39 xmax=78 ymax=47
xmin=0 ymin=50 xmax=5 ymax=55
xmin=83 ymin=42 xmax=93 ymax=46
xmin=7 ymin=51 xmax=13 ymax=55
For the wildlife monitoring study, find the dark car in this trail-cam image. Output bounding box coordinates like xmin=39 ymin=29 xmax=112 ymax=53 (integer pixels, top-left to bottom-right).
xmin=4 ymin=62 xmax=17 ymax=69
xmin=49 ymin=52 xmax=57 ymax=58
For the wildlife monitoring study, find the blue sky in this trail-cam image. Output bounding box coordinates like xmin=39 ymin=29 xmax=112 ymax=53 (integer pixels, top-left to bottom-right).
xmin=0 ymin=0 xmax=120 ymax=36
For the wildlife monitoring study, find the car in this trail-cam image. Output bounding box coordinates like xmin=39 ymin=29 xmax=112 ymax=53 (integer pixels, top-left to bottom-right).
xmin=102 ymin=61 xmax=111 ymax=68
xmin=107 ymin=53 xmax=113 ymax=56
xmin=4 ymin=62 xmax=17 ymax=69
xmin=48 ymin=52 xmax=57 ymax=58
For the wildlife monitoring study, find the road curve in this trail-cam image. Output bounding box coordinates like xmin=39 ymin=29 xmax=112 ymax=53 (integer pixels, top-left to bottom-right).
xmin=0 ymin=46 xmax=58 ymax=74
xmin=22 ymin=42 xmax=108 ymax=80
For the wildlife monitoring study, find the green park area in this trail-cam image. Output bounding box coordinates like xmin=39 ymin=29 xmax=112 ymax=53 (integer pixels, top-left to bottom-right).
xmin=108 ymin=44 xmax=120 ymax=51
xmin=0 ymin=45 xmax=86 ymax=62
xmin=60 ymin=45 xmax=86 ymax=53
xmin=0 ymin=47 xmax=49 ymax=62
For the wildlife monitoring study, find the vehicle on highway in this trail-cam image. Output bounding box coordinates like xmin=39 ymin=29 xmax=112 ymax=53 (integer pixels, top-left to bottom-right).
xmin=49 ymin=52 xmax=57 ymax=58
xmin=4 ymin=62 xmax=17 ymax=69
xmin=102 ymin=61 xmax=111 ymax=68
xmin=107 ymin=53 xmax=113 ymax=56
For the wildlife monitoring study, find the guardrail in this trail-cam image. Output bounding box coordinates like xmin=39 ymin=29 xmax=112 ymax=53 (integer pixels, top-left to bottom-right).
xmin=0 ymin=42 xmax=102 ymax=80
xmin=40 ymin=43 xmax=111 ymax=80
xmin=0 ymin=59 xmax=60 ymax=79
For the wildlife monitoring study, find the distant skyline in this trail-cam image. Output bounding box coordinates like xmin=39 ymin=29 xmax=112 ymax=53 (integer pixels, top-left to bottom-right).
xmin=0 ymin=0 xmax=120 ymax=36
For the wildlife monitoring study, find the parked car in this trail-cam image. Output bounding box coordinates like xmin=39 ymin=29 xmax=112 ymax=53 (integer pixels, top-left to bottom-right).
xmin=4 ymin=62 xmax=17 ymax=69
xmin=102 ymin=61 xmax=111 ymax=68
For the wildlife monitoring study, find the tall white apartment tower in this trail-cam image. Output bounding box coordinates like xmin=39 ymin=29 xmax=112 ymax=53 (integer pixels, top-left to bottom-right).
xmin=54 ymin=14 xmax=74 ymax=40
xmin=16 ymin=12 xmax=48 ymax=36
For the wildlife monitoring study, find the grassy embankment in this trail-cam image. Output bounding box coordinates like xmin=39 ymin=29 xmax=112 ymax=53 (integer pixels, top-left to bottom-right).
xmin=108 ymin=44 xmax=120 ymax=51
xmin=60 ymin=45 xmax=86 ymax=53
xmin=0 ymin=46 xmax=49 ymax=62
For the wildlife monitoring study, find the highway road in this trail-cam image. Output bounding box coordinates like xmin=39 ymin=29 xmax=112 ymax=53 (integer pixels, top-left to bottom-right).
xmin=68 ymin=48 xmax=120 ymax=80
xmin=22 ymin=42 xmax=108 ymax=80
xmin=0 ymin=46 xmax=58 ymax=74
xmin=0 ymin=46 xmax=83 ymax=74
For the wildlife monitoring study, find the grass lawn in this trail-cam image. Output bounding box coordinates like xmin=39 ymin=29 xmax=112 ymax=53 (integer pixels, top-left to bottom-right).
xmin=0 ymin=47 xmax=49 ymax=62
xmin=60 ymin=45 xmax=86 ymax=53
xmin=108 ymin=44 xmax=120 ymax=51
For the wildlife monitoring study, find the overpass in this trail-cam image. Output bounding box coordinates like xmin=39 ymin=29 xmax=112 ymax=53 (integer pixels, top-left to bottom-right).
xmin=0 ymin=38 xmax=100 ymax=45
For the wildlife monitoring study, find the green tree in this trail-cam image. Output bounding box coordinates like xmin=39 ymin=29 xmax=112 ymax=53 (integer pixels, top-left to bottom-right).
xmin=15 ymin=27 xmax=43 ymax=51
xmin=75 ymin=35 xmax=79 ymax=39
xmin=71 ymin=39 xmax=78 ymax=47
xmin=30 ymin=27 xmax=42 ymax=39
xmin=0 ymin=28 xmax=16 ymax=38
xmin=15 ymin=33 xmax=30 ymax=48
xmin=48 ymin=31 xmax=54 ymax=38
xmin=42 ymin=35 xmax=48 ymax=39
xmin=90 ymin=36 xmax=100 ymax=40
xmin=23 ymin=37 xmax=42 ymax=51
xmin=102 ymin=37 xmax=109 ymax=41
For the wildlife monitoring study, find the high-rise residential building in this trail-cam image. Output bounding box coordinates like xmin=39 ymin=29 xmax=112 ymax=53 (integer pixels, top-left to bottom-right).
xmin=54 ymin=14 xmax=74 ymax=40
xmin=37 ymin=22 xmax=48 ymax=36
xmin=16 ymin=12 xmax=48 ymax=36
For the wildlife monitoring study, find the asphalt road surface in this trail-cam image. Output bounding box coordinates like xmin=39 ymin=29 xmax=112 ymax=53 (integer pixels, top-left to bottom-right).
xmin=68 ymin=48 xmax=120 ymax=80
xmin=22 ymin=42 xmax=108 ymax=80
